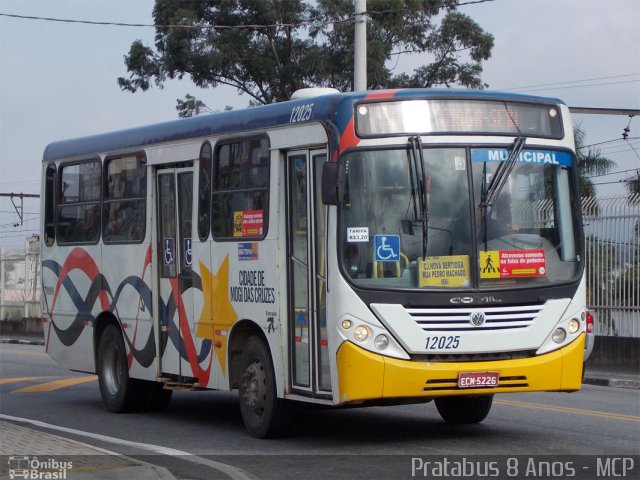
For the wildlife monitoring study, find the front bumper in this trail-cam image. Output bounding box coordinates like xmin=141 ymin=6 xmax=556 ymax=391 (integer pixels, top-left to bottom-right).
xmin=336 ymin=334 xmax=585 ymax=404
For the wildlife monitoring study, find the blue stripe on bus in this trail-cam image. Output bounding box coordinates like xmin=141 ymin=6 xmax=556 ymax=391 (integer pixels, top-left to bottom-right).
xmin=42 ymin=89 xmax=565 ymax=162
xmin=471 ymin=148 xmax=573 ymax=166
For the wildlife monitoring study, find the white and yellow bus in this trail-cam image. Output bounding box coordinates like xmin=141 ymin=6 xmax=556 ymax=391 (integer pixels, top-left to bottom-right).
xmin=41 ymin=89 xmax=586 ymax=437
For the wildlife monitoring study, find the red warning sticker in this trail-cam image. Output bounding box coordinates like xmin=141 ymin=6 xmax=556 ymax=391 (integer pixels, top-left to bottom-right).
xmin=480 ymin=250 xmax=546 ymax=278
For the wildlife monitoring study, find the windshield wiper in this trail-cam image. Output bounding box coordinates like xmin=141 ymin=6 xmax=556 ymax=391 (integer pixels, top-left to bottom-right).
xmin=408 ymin=136 xmax=429 ymax=259
xmin=481 ymin=135 xmax=526 ymax=209
xmin=480 ymin=135 xmax=526 ymax=247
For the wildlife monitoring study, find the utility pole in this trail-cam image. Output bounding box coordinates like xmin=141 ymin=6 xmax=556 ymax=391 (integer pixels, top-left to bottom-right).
xmin=0 ymin=193 xmax=40 ymax=226
xmin=354 ymin=0 xmax=367 ymax=91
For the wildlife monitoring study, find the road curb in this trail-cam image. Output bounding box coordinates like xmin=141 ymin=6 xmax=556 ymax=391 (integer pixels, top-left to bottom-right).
xmin=583 ymin=376 xmax=640 ymax=390
xmin=0 ymin=338 xmax=45 ymax=346
xmin=1 ymin=419 xmax=178 ymax=480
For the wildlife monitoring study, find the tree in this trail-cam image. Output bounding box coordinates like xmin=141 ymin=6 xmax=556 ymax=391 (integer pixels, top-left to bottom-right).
xmin=574 ymin=124 xmax=616 ymax=198
xmin=625 ymin=172 xmax=640 ymax=197
xmin=118 ymin=0 xmax=494 ymax=114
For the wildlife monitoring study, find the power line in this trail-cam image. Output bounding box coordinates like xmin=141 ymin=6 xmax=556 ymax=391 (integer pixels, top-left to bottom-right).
xmin=0 ymin=11 xmax=355 ymax=30
xmin=0 ymin=210 xmax=39 ymax=215
xmin=626 ymin=139 xmax=640 ymax=161
xmin=599 ymin=140 xmax=640 ymax=150
xmin=597 ymin=145 xmax=640 ymax=156
xmin=0 ymin=180 xmax=40 ymax=187
xmin=0 ymin=2 xmax=495 ymax=31
xmin=501 ymin=73 xmax=640 ymax=92
xmin=0 ymin=234 xmax=39 ymax=240
xmin=0 ymin=219 xmax=39 ymax=228
xmin=521 ymin=79 xmax=640 ymax=93
xmin=367 ymin=0 xmax=496 ymax=16
xmin=578 ymin=137 xmax=640 ymax=150
xmin=586 ymin=168 xmax=640 ymax=179
xmin=591 ymin=179 xmax=637 ymax=186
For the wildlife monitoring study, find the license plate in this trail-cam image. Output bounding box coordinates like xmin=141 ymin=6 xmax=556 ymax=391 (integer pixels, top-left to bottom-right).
xmin=458 ymin=371 xmax=500 ymax=388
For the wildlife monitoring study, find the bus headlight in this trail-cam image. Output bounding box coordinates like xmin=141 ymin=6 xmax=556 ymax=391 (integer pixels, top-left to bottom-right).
xmin=552 ymin=328 xmax=567 ymax=343
xmin=568 ymin=318 xmax=580 ymax=334
xmin=341 ymin=319 xmax=352 ymax=330
xmin=354 ymin=325 xmax=369 ymax=342
xmin=374 ymin=334 xmax=389 ymax=350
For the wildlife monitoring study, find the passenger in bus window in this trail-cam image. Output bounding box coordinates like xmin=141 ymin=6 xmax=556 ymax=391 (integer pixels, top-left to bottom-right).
xmin=82 ymin=205 xmax=100 ymax=240
xmin=486 ymin=193 xmax=519 ymax=239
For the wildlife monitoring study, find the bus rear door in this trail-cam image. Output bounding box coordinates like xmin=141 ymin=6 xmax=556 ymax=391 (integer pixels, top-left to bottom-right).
xmin=155 ymin=166 xmax=197 ymax=380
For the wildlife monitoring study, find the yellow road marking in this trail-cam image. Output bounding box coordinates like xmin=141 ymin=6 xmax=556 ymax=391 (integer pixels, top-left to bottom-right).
xmin=495 ymin=399 xmax=640 ymax=422
xmin=12 ymin=376 xmax=97 ymax=393
xmin=0 ymin=376 xmax=46 ymax=385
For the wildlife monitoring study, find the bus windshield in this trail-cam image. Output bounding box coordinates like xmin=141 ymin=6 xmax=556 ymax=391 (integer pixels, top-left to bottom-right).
xmin=340 ymin=146 xmax=580 ymax=289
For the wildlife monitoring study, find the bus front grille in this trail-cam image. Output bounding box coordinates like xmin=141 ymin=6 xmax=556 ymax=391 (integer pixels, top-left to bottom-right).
xmin=406 ymin=304 xmax=544 ymax=333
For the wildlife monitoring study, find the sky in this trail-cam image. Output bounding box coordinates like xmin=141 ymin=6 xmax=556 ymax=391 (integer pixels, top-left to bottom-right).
xmin=0 ymin=0 xmax=639 ymax=248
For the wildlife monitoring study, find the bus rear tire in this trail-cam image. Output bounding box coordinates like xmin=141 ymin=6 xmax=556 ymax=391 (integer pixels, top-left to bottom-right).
xmin=435 ymin=395 xmax=493 ymax=424
xmin=238 ymin=336 xmax=287 ymax=438
xmin=97 ymin=324 xmax=141 ymax=413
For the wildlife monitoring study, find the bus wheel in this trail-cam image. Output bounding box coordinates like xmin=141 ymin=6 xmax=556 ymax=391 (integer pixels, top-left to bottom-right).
xmin=97 ymin=324 xmax=140 ymax=413
xmin=238 ymin=336 xmax=287 ymax=438
xmin=435 ymin=395 xmax=493 ymax=424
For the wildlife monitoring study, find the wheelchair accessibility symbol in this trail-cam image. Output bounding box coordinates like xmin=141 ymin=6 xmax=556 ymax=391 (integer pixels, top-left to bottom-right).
xmin=374 ymin=234 xmax=400 ymax=262
xmin=163 ymin=237 xmax=175 ymax=266
xmin=183 ymin=238 xmax=192 ymax=268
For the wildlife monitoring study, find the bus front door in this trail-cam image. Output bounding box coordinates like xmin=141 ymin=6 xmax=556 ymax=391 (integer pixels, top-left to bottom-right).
xmin=287 ymin=150 xmax=331 ymax=396
xmin=155 ymin=167 xmax=196 ymax=380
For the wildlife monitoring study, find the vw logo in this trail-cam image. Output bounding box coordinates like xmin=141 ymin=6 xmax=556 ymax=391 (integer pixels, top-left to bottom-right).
xmin=469 ymin=311 xmax=486 ymax=327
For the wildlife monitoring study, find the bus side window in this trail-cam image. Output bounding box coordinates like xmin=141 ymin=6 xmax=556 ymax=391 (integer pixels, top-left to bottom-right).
xmin=103 ymin=154 xmax=147 ymax=244
xmin=211 ymin=136 xmax=269 ymax=240
xmin=198 ymin=142 xmax=212 ymax=241
xmin=44 ymin=163 xmax=56 ymax=246
xmin=57 ymin=159 xmax=101 ymax=244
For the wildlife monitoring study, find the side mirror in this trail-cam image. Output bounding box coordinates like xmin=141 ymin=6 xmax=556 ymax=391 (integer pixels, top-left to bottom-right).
xmin=321 ymin=162 xmax=340 ymax=205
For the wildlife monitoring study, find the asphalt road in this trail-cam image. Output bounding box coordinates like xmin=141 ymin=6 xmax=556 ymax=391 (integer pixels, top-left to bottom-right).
xmin=1 ymin=343 xmax=639 ymax=480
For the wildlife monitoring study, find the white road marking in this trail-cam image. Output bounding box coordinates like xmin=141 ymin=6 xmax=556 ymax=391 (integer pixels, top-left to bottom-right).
xmin=0 ymin=413 xmax=257 ymax=480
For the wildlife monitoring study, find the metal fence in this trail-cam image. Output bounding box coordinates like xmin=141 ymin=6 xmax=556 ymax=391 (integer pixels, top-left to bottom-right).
xmin=584 ymin=194 xmax=640 ymax=337
xmin=0 ymin=237 xmax=40 ymax=321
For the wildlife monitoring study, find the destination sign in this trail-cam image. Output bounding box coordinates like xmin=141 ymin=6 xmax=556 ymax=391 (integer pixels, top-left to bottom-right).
xmin=471 ymin=148 xmax=573 ymax=166
xmin=356 ymin=99 xmax=563 ymax=138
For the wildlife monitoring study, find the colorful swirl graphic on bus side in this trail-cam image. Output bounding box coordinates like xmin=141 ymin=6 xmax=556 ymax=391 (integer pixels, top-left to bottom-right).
xmin=42 ymin=247 xmax=212 ymax=383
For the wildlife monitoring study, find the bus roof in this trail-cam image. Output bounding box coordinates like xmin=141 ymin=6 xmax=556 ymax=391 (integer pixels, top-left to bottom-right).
xmin=42 ymin=89 xmax=565 ymax=163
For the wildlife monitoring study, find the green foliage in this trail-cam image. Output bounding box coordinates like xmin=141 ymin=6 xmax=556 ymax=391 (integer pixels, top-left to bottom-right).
xmin=573 ymin=124 xmax=617 ymax=198
xmin=118 ymin=0 xmax=494 ymax=110
xmin=176 ymin=93 xmax=212 ymax=118
xmin=625 ymin=173 xmax=640 ymax=197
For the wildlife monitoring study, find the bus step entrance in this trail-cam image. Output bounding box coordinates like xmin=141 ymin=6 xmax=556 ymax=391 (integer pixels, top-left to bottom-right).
xmin=161 ymin=379 xmax=202 ymax=391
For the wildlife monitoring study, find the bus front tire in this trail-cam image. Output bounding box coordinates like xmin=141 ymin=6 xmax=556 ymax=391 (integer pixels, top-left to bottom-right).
xmin=435 ymin=394 xmax=493 ymax=424
xmin=238 ymin=336 xmax=287 ymax=438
